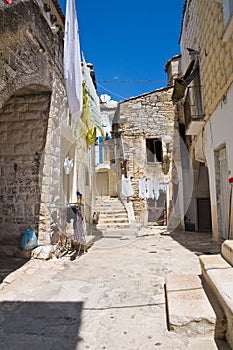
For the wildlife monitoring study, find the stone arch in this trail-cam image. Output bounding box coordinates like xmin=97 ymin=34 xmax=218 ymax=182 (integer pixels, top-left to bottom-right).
xmin=0 ymin=0 xmax=67 ymax=245
xmin=0 ymin=84 xmax=52 ymax=241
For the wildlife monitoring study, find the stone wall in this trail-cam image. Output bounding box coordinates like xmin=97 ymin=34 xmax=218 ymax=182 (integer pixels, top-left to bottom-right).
xmin=115 ymin=88 xmax=176 ymax=224
xmin=0 ymin=0 xmax=68 ymax=243
xmin=180 ymin=0 xmax=233 ymax=120
xmin=0 ymin=93 xmax=50 ymax=240
xmin=179 ymin=0 xmax=233 ymax=239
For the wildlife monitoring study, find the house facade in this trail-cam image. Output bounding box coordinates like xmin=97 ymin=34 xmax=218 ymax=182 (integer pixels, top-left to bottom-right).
xmin=175 ymin=0 xmax=233 ymax=240
xmin=0 ymin=0 xmax=99 ymax=248
xmin=95 ymin=97 xmax=118 ymax=199
xmin=112 ymin=86 xmax=184 ymax=230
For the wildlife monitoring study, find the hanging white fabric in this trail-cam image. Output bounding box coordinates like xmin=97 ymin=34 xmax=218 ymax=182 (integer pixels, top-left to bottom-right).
xmin=122 ymin=175 xmax=134 ymax=197
xmin=64 ymin=0 xmax=83 ymax=124
xmin=64 ymin=157 xmax=73 ymax=175
xmin=145 ymin=179 xmax=150 ymax=199
xmin=139 ymin=178 xmax=146 ymax=198
xmin=138 ymin=178 xmax=160 ymax=200
xmin=154 ymin=182 xmax=160 ymax=200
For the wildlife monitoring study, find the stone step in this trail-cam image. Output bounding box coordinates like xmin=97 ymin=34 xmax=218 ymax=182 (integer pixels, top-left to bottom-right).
xmin=98 ymin=217 xmax=129 ymax=224
xmin=0 ymin=240 xmax=21 ymax=257
xmin=95 ymin=210 xmax=127 ymax=215
xmin=96 ymin=223 xmax=130 ymax=230
xmin=221 ymin=240 xmax=233 ymax=266
xmin=99 ymin=213 xmax=128 ymax=218
xmin=201 ymin=277 xmax=226 ymax=340
xmin=91 ymin=226 xmax=138 ymax=237
xmin=0 ymin=241 xmax=32 ymax=259
xmin=95 ymin=200 xmax=125 ymax=206
xmin=102 ymin=228 xmax=138 ymax=236
xmin=199 ymin=254 xmax=231 ymax=279
xmin=95 ymin=196 xmax=120 ymax=201
xmin=199 ymin=254 xmax=233 ymax=347
xmin=165 ymin=274 xmax=216 ymax=337
xmin=95 ymin=205 xmax=125 ymax=210
xmin=94 ymin=196 xmax=130 ymax=233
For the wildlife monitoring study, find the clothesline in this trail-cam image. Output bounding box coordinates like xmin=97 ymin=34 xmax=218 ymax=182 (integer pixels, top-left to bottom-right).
xmin=139 ymin=178 xmax=168 ymax=200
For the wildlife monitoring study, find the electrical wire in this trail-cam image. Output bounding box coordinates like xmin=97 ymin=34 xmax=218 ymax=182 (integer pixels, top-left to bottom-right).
xmin=96 ymin=82 xmax=127 ymax=100
xmin=97 ymin=79 xmax=167 ymax=83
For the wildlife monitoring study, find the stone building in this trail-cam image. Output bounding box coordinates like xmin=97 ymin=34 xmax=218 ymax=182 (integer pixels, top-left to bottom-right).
xmin=95 ymin=96 xmax=118 ymax=198
xmin=0 ymin=0 xmax=97 ymax=248
xmin=112 ymin=86 xmax=183 ymax=229
xmin=174 ymin=0 xmax=233 ymax=241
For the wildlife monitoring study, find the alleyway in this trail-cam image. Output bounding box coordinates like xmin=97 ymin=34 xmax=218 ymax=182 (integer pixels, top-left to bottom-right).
xmin=0 ymin=229 xmax=230 ymax=350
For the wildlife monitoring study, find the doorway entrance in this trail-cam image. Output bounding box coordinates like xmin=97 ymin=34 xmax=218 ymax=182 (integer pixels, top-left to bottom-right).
xmin=96 ymin=172 xmax=109 ymax=196
xmin=197 ymin=198 xmax=212 ymax=231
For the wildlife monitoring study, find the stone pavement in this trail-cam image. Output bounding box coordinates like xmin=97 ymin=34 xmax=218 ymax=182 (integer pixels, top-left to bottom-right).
xmin=0 ymin=229 xmax=230 ymax=350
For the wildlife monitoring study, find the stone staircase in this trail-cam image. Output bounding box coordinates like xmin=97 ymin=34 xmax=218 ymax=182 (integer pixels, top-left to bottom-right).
xmin=165 ymin=240 xmax=233 ymax=348
xmin=92 ymin=196 xmax=137 ymax=237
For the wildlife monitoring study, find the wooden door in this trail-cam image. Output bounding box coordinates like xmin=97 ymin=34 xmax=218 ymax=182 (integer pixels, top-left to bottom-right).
xmin=96 ymin=172 xmax=109 ymax=196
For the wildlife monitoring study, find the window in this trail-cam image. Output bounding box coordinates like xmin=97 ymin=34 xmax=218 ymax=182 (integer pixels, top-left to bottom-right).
xmin=146 ymin=138 xmax=163 ymax=163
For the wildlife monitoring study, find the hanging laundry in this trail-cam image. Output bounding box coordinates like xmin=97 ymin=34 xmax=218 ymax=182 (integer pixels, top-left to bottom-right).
xmin=139 ymin=178 xmax=146 ymax=198
xmin=148 ymin=180 xmax=155 ymax=199
xmin=64 ymin=0 xmax=83 ymax=124
xmin=64 ymin=157 xmax=73 ymax=174
xmin=159 ymin=183 xmax=167 ymax=192
xmin=145 ymin=178 xmax=150 ymax=199
xmin=73 ymin=206 xmax=84 ymax=243
xmin=122 ymin=175 xmax=134 ymax=197
xmin=154 ymin=182 xmax=160 ymax=200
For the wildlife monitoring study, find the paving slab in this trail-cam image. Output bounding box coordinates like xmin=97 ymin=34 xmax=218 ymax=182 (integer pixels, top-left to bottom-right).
xmin=165 ymin=274 xmax=216 ymax=337
xmin=0 ymin=231 xmax=230 ymax=349
xmin=199 ymin=254 xmax=231 ymax=279
xmin=206 ymin=267 xmax=233 ymax=348
xmin=222 ymin=240 xmax=233 ymax=267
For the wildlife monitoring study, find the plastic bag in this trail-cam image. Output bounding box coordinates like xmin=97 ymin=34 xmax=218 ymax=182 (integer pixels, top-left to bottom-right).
xmin=20 ymin=229 xmax=38 ymax=251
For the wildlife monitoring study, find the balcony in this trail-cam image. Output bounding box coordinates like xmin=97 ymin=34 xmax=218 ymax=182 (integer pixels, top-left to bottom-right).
xmin=186 ymin=119 xmax=205 ymax=135
xmin=184 ymin=88 xmax=204 ymax=136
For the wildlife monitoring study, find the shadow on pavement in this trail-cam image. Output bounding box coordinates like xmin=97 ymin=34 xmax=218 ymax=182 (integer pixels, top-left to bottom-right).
xmin=0 ymin=240 xmax=30 ymax=284
xmin=0 ymin=256 xmax=29 ymax=284
xmin=0 ymin=301 xmax=83 ymax=350
xmin=168 ymin=230 xmax=222 ymax=256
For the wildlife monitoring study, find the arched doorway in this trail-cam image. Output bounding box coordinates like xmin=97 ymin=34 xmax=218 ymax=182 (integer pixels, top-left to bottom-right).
xmin=95 ymin=169 xmax=117 ymax=197
xmin=0 ymin=85 xmax=51 ymax=241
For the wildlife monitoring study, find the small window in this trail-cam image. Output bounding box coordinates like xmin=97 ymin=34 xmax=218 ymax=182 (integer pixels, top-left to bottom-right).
xmin=146 ymin=138 xmax=163 ymax=163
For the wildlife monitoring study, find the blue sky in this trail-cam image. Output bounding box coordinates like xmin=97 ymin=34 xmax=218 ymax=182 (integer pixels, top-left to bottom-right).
xmin=59 ymin=0 xmax=184 ymax=101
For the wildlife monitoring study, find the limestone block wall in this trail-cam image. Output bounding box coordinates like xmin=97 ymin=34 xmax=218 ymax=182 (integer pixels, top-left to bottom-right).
xmin=39 ymin=78 xmax=67 ymax=244
xmin=0 ymin=0 xmax=57 ymax=108
xmin=181 ymin=0 xmax=233 ymax=119
xmin=116 ymin=88 xmax=175 ymax=223
xmin=0 ymin=93 xmax=50 ymax=240
xmin=180 ymin=0 xmax=233 ymax=239
xmin=0 ymin=0 xmax=69 ymax=243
